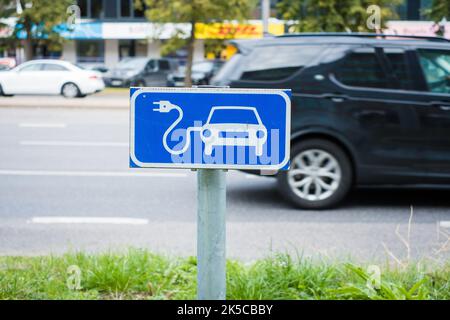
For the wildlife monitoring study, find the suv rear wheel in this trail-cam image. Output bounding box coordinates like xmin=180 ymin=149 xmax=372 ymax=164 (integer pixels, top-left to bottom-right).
xmin=277 ymin=138 xmax=352 ymax=209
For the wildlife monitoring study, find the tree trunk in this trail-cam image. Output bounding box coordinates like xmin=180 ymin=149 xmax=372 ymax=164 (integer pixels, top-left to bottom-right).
xmin=23 ymin=37 xmax=33 ymax=61
xmin=23 ymin=20 xmax=33 ymax=61
xmin=184 ymin=21 xmax=196 ymax=87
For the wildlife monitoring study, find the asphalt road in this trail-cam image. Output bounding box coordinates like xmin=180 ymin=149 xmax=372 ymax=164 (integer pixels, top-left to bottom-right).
xmin=0 ymin=95 xmax=449 ymax=262
xmin=0 ymin=91 xmax=129 ymax=109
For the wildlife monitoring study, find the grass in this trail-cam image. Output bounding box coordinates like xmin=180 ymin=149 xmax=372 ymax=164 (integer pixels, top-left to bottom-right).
xmin=100 ymin=87 xmax=129 ymax=95
xmin=0 ymin=249 xmax=449 ymax=300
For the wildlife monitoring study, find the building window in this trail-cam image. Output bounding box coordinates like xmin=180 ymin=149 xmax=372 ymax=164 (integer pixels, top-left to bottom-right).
xmin=78 ymin=0 xmax=88 ymax=18
xmin=90 ymin=0 xmax=103 ymax=19
xmin=394 ymin=0 xmax=433 ymax=21
xmin=134 ymin=2 xmax=145 ymax=18
xmin=120 ymin=0 xmax=132 ymax=17
xmin=119 ymin=40 xmax=135 ymax=58
xmin=77 ymin=0 xmax=144 ymax=20
xmin=105 ymin=0 xmax=118 ymax=18
xmin=395 ymin=3 xmax=407 ymax=20
xmin=406 ymin=0 xmax=420 ymax=20
xmin=77 ymin=40 xmax=105 ymax=63
xmin=419 ymin=0 xmax=432 ymax=20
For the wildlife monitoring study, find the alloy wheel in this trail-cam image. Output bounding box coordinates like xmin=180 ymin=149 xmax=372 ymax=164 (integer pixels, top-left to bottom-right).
xmin=287 ymin=149 xmax=341 ymax=202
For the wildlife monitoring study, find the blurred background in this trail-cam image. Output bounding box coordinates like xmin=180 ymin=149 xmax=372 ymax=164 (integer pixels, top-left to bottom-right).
xmin=0 ymin=0 xmax=448 ymax=81
xmin=0 ymin=0 xmax=449 ymax=262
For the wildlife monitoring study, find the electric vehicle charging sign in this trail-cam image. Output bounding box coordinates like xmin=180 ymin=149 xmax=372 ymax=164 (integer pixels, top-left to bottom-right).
xmin=130 ymin=87 xmax=291 ymax=170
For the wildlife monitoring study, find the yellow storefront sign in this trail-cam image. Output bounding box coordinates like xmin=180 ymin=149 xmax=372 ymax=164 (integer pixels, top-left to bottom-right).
xmin=195 ymin=22 xmax=284 ymax=39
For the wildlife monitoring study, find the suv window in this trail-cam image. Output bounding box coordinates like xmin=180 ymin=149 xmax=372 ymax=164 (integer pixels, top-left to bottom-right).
xmin=42 ymin=64 xmax=68 ymax=71
xmin=212 ymin=53 xmax=243 ymax=84
xmin=334 ymin=48 xmax=388 ymax=89
xmin=417 ymin=49 xmax=450 ymax=94
xmin=240 ymin=45 xmax=323 ymax=81
xmin=384 ymin=49 xmax=411 ymax=90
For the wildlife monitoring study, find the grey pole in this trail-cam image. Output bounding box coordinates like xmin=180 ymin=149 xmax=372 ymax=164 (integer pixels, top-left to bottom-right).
xmin=197 ymin=169 xmax=227 ymax=300
xmin=261 ymin=0 xmax=270 ymax=36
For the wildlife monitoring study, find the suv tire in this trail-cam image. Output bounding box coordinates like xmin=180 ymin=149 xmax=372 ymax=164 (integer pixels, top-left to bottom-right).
xmin=277 ymin=138 xmax=352 ymax=209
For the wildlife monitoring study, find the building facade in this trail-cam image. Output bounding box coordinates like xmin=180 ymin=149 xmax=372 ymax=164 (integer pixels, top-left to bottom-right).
xmin=63 ymin=0 xmax=186 ymax=68
xmin=62 ymin=0 xmax=286 ymax=68
xmin=1 ymin=0 xmax=448 ymax=67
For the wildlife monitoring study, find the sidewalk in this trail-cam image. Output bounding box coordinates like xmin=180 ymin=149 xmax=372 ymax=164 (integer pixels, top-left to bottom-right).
xmin=0 ymin=88 xmax=130 ymax=109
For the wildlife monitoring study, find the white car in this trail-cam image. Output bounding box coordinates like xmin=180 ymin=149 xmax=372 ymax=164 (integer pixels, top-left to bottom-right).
xmin=0 ymin=59 xmax=105 ymax=98
xmin=200 ymin=106 xmax=267 ymax=156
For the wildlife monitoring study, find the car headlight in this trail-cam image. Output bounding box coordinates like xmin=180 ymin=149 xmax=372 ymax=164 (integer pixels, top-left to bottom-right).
xmin=256 ymin=130 xmax=265 ymax=139
xmin=126 ymin=71 xmax=138 ymax=78
xmin=202 ymin=129 xmax=213 ymax=139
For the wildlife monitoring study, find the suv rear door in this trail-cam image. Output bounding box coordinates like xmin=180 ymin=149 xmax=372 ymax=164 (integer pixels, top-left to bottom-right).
xmin=406 ymin=48 xmax=450 ymax=177
xmin=329 ymin=45 xmax=435 ymax=183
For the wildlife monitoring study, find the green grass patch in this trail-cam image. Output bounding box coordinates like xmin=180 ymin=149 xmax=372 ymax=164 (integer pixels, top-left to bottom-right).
xmin=100 ymin=87 xmax=129 ymax=95
xmin=0 ymin=250 xmax=448 ymax=300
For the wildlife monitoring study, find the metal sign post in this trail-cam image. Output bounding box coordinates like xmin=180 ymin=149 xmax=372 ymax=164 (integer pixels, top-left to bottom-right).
xmin=195 ymin=85 xmax=227 ymax=300
xmin=130 ymin=87 xmax=291 ymax=301
xmin=197 ymin=169 xmax=226 ymax=300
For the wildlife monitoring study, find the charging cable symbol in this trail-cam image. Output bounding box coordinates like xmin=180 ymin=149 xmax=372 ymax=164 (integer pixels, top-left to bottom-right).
xmin=153 ymin=100 xmax=267 ymax=156
xmin=153 ymin=100 xmax=201 ymax=155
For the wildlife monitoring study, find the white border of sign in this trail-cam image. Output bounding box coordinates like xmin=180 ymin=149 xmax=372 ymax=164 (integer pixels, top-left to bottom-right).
xmin=130 ymin=87 xmax=291 ymax=170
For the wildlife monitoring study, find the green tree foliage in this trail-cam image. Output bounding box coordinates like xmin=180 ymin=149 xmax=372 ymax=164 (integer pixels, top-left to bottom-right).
xmin=0 ymin=0 xmax=72 ymax=60
xmin=137 ymin=0 xmax=255 ymax=86
xmin=0 ymin=1 xmax=17 ymax=52
xmin=427 ymin=0 xmax=450 ymax=22
xmin=426 ymin=0 xmax=450 ymax=36
xmin=0 ymin=1 xmax=15 ymax=26
xmin=277 ymin=0 xmax=402 ymax=33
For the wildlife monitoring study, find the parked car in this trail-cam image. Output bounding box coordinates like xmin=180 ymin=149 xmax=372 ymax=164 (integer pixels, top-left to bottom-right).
xmin=77 ymin=63 xmax=109 ymax=74
xmin=0 ymin=59 xmax=104 ymax=98
xmin=212 ymin=33 xmax=450 ymax=209
xmin=167 ymin=60 xmax=224 ymax=87
xmin=0 ymin=57 xmax=16 ymax=69
xmin=104 ymin=57 xmax=178 ymax=87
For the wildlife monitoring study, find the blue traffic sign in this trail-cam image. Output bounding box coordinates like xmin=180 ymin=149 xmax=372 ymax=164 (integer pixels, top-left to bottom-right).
xmin=130 ymin=87 xmax=291 ymax=170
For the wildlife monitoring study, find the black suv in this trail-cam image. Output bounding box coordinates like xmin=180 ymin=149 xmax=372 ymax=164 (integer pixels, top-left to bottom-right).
xmin=212 ymin=33 xmax=450 ymax=209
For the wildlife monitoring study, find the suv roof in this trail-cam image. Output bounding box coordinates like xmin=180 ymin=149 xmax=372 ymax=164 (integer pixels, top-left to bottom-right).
xmin=232 ymin=32 xmax=450 ymax=52
xmin=278 ymin=32 xmax=450 ymax=42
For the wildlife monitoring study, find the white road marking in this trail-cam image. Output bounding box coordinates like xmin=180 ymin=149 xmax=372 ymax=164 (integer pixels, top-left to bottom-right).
xmin=20 ymin=141 xmax=128 ymax=147
xmin=246 ymin=174 xmax=263 ymax=179
xmin=28 ymin=217 xmax=149 ymax=225
xmin=439 ymin=221 xmax=450 ymax=229
xmin=0 ymin=169 xmax=187 ymax=178
xmin=19 ymin=123 xmax=67 ymax=128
